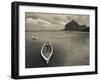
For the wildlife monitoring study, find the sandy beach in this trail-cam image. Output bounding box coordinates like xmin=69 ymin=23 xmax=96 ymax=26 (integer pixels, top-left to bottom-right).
xmin=25 ymin=31 xmax=89 ymax=68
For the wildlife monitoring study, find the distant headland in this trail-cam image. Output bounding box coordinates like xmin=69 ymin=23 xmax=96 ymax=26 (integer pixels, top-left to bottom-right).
xmin=63 ymin=20 xmax=89 ymax=32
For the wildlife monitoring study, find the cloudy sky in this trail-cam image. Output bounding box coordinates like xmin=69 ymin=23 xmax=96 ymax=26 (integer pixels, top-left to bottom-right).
xmin=25 ymin=12 xmax=89 ymax=31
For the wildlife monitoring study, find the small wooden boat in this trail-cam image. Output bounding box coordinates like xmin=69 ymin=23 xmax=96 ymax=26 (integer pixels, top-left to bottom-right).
xmin=31 ymin=36 xmax=39 ymax=40
xmin=41 ymin=41 xmax=53 ymax=64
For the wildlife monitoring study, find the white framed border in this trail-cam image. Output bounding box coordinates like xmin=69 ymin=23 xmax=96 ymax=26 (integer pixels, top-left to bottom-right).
xmin=19 ymin=5 xmax=95 ymax=76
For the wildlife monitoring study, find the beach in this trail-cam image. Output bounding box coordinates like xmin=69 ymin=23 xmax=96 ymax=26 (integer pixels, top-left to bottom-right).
xmin=25 ymin=31 xmax=89 ymax=68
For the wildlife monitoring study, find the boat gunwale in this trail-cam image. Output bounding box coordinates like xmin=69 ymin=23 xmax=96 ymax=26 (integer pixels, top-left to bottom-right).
xmin=41 ymin=42 xmax=53 ymax=64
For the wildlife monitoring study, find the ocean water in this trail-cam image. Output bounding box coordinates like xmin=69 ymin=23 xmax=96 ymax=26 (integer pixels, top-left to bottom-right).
xmin=25 ymin=31 xmax=89 ymax=68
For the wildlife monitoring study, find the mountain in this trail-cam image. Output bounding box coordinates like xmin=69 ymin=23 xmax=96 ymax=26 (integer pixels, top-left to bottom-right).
xmin=79 ymin=25 xmax=89 ymax=31
xmin=64 ymin=20 xmax=89 ymax=32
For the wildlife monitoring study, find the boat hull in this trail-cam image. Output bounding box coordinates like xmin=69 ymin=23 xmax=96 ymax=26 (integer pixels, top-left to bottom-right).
xmin=41 ymin=42 xmax=53 ymax=64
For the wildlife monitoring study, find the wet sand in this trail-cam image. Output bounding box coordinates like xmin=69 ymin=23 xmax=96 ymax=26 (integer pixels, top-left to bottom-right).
xmin=25 ymin=31 xmax=89 ymax=68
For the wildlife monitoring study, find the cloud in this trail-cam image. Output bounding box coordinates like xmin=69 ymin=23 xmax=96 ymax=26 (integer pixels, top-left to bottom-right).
xmin=25 ymin=12 xmax=89 ymax=31
xmin=26 ymin=18 xmax=37 ymax=24
xmin=25 ymin=12 xmax=68 ymax=25
xmin=26 ymin=18 xmax=52 ymax=25
xmin=65 ymin=15 xmax=89 ymax=26
xmin=37 ymin=18 xmax=52 ymax=25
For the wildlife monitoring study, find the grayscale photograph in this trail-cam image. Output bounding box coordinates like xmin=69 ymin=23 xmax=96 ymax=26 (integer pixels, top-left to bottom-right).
xmin=25 ymin=12 xmax=89 ymax=68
